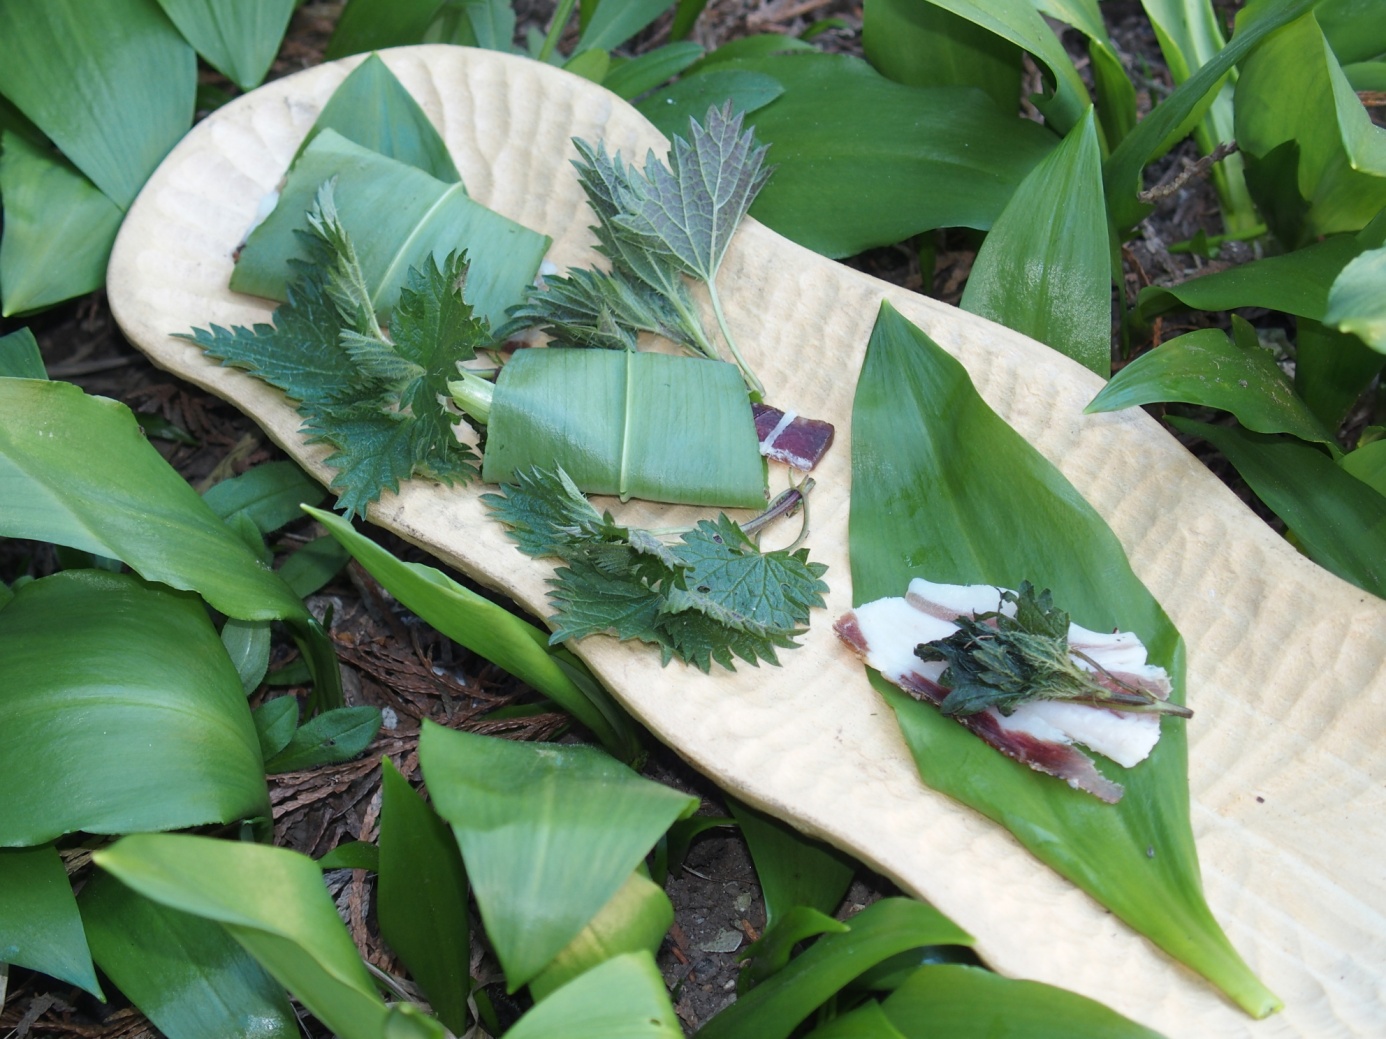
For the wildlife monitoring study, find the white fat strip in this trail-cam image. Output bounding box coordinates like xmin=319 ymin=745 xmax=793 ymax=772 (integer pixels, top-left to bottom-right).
xmin=761 ymin=408 xmax=798 ymax=453
xmin=847 ymin=596 xmax=954 ymax=683
xmin=997 ymin=701 xmax=1161 ymax=768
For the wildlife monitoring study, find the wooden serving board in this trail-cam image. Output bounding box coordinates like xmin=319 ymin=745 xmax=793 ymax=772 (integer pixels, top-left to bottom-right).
xmin=106 ymin=45 xmax=1386 ymax=1039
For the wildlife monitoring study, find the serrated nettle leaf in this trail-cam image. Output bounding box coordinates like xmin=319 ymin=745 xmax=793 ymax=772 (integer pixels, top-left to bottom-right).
xmin=961 ymin=107 xmax=1110 ymax=376
xmin=0 ymin=130 xmax=124 ymax=317
xmin=153 ymin=0 xmax=296 ymax=92
xmin=265 ymin=706 xmax=382 ymax=773
xmin=1086 ymin=323 xmax=1337 ymax=447
xmin=0 ymin=844 xmax=100 ymax=996
xmin=1325 ymin=243 xmax=1386 ymax=352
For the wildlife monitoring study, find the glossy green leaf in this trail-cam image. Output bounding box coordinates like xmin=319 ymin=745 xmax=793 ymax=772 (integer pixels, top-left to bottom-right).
xmin=1319 ymin=0 xmax=1386 ymax=64
xmin=562 ymin=48 xmax=611 ymax=85
xmin=1104 ymin=0 xmax=1322 ymax=233
xmin=738 ymin=906 xmax=847 ymax=991
xmin=276 ymin=535 xmax=350 ymax=598
xmin=698 ymin=899 xmax=971 ymax=1039
xmin=426 ymin=0 xmax=515 ymax=50
xmin=233 ymin=130 xmax=550 ymax=329
xmin=0 ymin=326 xmax=45 ymax=378
xmin=296 ymin=53 xmax=460 ymax=183
xmin=602 ymin=42 xmax=705 ymax=100
xmin=879 ymin=963 xmax=1162 ymax=1038
xmin=729 ymin=800 xmax=853 ymax=927
xmin=1345 ymin=60 xmax=1386 ymax=90
xmin=863 ymin=0 xmax=1021 ymax=114
xmin=418 ymin=723 xmax=696 ymax=990
xmin=252 ymin=696 xmax=300 ymax=761
xmin=325 ymin=0 xmax=444 ymax=59
xmin=307 ymin=505 xmax=638 ymax=760
xmin=1326 ymin=243 xmax=1386 ymax=351
xmin=1235 ymin=10 xmax=1386 ymax=241
xmin=1086 ymin=323 xmax=1336 ymax=446
xmin=0 ymin=844 xmax=99 ymax=995
xmin=0 ymin=131 xmax=123 ymax=316
xmin=80 ymin=872 xmax=297 ymax=1039
xmin=93 ymin=833 xmax=442 ymax=1039
xmin=1170 ymin=418 xmax=1386 ymax=598
xmin=960 ymin=108 xmax=1110 ymax=375
xmin=223 ymin=617 xmax=271 ymax=693
xmin=1341 ymin=438 xmax=1386 ymax=495
xmin=482 ymin=349 xmax=766 ymax=508
xmin=264 ymin=706 xmax=381 ymax=773
xmin=529 ymin=870 xmax=673 ymax=1001
xmin=0 ymin=570 xmax=268 ymax=846
xmin=669 ymin=52 xmax=1054 ymax=258
xmin=505 ymin=952 xmax=682 ymax=1039
xmin=576 ymin=0 xmax=675 ymax=52
xmin=318 ymin=841 xmax=380 ymax=871
xmin=0 ymin=379 xmax=304 ymax=622
xmin=1036 ymin=0 xmax=1136 ymax=148
xmin=896 ymin=0 xmax=1090 ymax=132
xmin=848 ymin=302 xmax=1276 ymax=1016
xmin=636 ymin=68 xmax=784 ymax=133
xmin=1295 ymin=315 xmax=1386 ymax=428
xmin=153 ymin=0 xmax=295 ymax=91
xmin=202 ymin=461 xmax=326 ymax=535
xmin=379 ymin=758 xmax=470 ymax=1034
xmin=802 ymin=1000 xmax=907 ymax=1039
xmin=0 ymin=0 xmax=194 ymax=208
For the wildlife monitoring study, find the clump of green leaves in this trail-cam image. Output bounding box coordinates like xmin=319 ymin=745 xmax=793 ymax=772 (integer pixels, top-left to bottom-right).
xmin=183 ymin=184 xmax=489 ymax=518
xmin=503 ymin=102 xmax=773 ymax=397
xmin=917 ymin=582 xmax=1192 ymax=719
xmin=483 ymin=467 xmax=827 ymax=672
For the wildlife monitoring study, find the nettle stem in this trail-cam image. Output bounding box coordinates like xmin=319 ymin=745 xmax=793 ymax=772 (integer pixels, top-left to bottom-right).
xmin=447 ymin=370 xmax=494 ymax=425
xmin=707 ymin=282 xmax=764 ymax=401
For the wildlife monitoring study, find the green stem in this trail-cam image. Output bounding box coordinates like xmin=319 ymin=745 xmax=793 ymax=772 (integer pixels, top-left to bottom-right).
xmin=708 ymin=281 xmax=764 ymax=400
xmin=447 ymin=371 xmax=494 ymax=425
xmin=537 ymin=0 xmax=577 ymax=63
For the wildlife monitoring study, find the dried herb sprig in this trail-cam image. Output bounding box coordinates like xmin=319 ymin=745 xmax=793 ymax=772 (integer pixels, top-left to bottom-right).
xmin=917 ymin=582 xmax=1193 ymax=719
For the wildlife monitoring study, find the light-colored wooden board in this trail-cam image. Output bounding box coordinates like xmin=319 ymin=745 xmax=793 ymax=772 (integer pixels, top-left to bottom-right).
xmin=106 ymin=45 xmax=1385 ymax=1039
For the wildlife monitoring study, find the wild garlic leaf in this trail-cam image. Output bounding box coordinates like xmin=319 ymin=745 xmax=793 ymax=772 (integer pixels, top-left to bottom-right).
xmin=612 ymin=102 xmax=773 ymax=284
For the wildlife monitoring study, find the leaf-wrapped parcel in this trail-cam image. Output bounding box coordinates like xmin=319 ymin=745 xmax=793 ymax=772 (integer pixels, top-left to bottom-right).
xmin=482 ymin=349 xmax=767 ymax=509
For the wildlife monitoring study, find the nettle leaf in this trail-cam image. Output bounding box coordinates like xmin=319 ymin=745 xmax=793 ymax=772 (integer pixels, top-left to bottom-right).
xmin=614 ymin=101 xmax=772 ymax=285
xmin=302 ymin=405 xmax=425 ymax=520
xmin=548 ymin=560 xmax=669 ymax=648
xmin=505 ymin=267 xmax=691 ymax=352
xmin=482 ymin=466 xmax=625 ymax=557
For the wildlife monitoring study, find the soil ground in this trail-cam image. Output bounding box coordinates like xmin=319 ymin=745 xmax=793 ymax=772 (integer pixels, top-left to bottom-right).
xmin=0 ymin=3 xmax=1259 ymax=1037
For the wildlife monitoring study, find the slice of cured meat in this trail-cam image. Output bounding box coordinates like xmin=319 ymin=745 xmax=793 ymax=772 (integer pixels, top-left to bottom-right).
xmin=835 ymin=580 xmax=1178 ymax=804
xmin=753 ymin=402 xmax=835 ymax=471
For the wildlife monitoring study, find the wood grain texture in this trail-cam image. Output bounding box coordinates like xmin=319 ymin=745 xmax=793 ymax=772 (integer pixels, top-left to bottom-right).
xmin=105 ymin=46 xmax=1385 ymax=1038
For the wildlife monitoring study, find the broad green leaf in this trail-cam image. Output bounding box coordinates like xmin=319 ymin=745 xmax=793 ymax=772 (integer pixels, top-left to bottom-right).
xmin=276 ymin=535 xmax=350 ymax=598
xmin=729 ymin=800 xmax=853 ymax=927
xmin=603 ymin=42 xmax=705 ymax=100
xmin=635 ymin=68 xmax=784 ymax=132
xmin=318 ymin=841 xmax=380 ymax=871
xmin=1139 ymin=0 xmax=1253 ymax=229
xmin=233 ymin=130 xmax=550 ymax=329
xmin=0 ymin=844 xmax=99 ymax=995
xmin=0 ymin=570 xmax=268 ymax=846
xmin=1319 ymin=0 xmax=1386 ymax=64
xmin=576 ymin=0 xmax=676 ymax=51
xmin=0 ymin=91 xmax=43 ymax=147
xmin=880 ymin=963 xmax=1163 ymax=1038
xmin=566 ymin=49 xmax=617 ymax=86
xmin=264 ymin=706 xmax=381 ymax=773
xmin=202 ymin=460 xmax=326 ymax=535
xmin=0 ymin=131 xmax=123 ymax=316
xmin=848 ymin=302 xmax=1277 ymax=1016
xmin=306 ymin=506 xmax=639 ymax=760
xmin=1086 ymin=324 xmax=1336 ymax=446
xmin=222 ymin=617 xmax=271 ymax=693
xmin=1036 ymin=0 xmax=1136 ymax=148
xmin=697 ymin=52 xmax=1055 ymax=258
xmin=92 ymin=834 xmax=437 ymax=1039
xmin=0 ymin=326 xmax=45 ymax=378
xmin=899 ymin=0 xmax=1090 ymax=132
xmin=504 ymin=952 xmax=682 ymax=1039
xmin=1342 ymin=438 xmax=1386 ymax=495
xmin=1326 ymin=243 xmax=1386 ymax=351
xmin=379 ymin=758 xmax=470 ymax=1034
xmin=698 ymin=899 xmax=972 ymax=1039
xmin=296 ymin=53 xmax=460 ymax=183
xmin=326 ymin=0 xmax=444 ymax=59
xmin=685 ymin=33 xmax=817 ymax=71
xmin=482 ymin=349 xmax=766 ymax=508
xmin=802 ymin=1000 xmax=907 ymax=1039
xmin=529 ymin=871 xmax=673 ymax=1001
xmin=425 ymin=0 xmax=516 ymax=51
xmin=863 ymin=0 xmax=1021 ymax=114
xmin=1295 ymin=316 xmax=1386 ymax=428
xmin=960 ymin=107 xmax=1110 ymax=375
xmin=418 ymin=723 xmax=696 ymax=990
xmin=1104 ymin=0 xmax=1322 ymax=233
xmin=252 ymin=696 xmax=300 ymax=761
xmin=1345 ymin=60 xmax=1386 ymax=90
xmin=0 ymin=379 xmax=304 ymax=622
xmin=1235 ymin=10 xmax=1386 ymax=241
xmin=1170 ymin=418 xmax=1386 ymax=598
xmin=153 ymin=0 xmax=295 ymax=91
xmin=80 ymin=872 xmax=297 ymax=1039
xmin=0 ymin=0 xmax=194 ymax=208
xmin=737 ymin=906 xmax=848 ymax=990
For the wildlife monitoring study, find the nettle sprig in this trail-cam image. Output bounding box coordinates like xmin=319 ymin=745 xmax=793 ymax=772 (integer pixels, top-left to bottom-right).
xmin=503 ymin=102 xmax=773 ymax=398
xmin=917 ymin=582 xmax=1194 ymax=719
